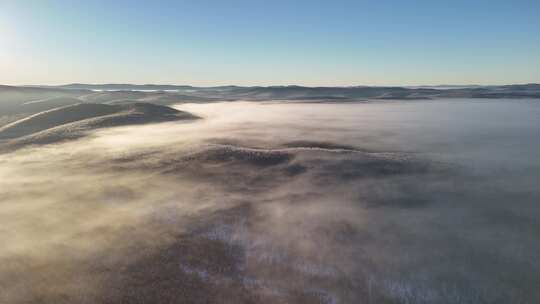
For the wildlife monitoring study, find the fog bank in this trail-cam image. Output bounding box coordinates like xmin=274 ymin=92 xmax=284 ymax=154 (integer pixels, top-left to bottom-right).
xmin=1 ymin=100 xmax=540 ymax=303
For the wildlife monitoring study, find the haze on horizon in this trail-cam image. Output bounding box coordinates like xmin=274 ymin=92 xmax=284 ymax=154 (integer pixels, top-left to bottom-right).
xmin=1 ymin=0 xmax=539 ymax=86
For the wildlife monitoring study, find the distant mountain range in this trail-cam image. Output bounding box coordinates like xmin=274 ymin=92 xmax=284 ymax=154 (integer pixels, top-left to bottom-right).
xmin=23 ymin=83 xmax=540 ymax=100
xmin=2 ymin=83 xmax=539 ymax=121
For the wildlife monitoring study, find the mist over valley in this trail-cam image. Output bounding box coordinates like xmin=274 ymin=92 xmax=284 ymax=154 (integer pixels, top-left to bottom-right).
xmin=1 ymin=85 xmax=539 ymax=303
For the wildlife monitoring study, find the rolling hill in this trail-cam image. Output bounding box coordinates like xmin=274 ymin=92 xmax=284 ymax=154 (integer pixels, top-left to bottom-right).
xmin=0 ymin=102 xmax=199 ymax=149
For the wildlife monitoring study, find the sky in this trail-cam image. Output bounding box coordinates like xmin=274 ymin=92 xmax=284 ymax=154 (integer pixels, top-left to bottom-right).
xmin=1 ymin=0 xmax=539 ymax=86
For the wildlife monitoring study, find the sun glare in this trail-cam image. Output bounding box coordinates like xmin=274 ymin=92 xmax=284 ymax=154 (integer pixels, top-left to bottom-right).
xmin=0 ymin=19 xmax=12 ymax=58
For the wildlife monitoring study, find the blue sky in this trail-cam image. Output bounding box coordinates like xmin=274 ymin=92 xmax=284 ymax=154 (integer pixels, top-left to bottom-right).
xmin=1 ymin=0 xmax=539 ymax=86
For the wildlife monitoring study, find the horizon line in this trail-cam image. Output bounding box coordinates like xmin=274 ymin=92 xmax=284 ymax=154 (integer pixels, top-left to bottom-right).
xmin=7 ymin=82 xmax=540 ymax=88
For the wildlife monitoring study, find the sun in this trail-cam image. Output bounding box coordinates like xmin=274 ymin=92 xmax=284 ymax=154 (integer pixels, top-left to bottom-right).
xmin=0 ymin=14 xmax=17 ymax=62
xmin=0 ymin=18 xmax=10 ymax=52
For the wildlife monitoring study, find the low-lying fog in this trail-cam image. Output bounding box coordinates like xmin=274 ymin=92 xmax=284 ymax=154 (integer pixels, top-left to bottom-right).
xmin=2 ymin=99 xmax=539 ymax=303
